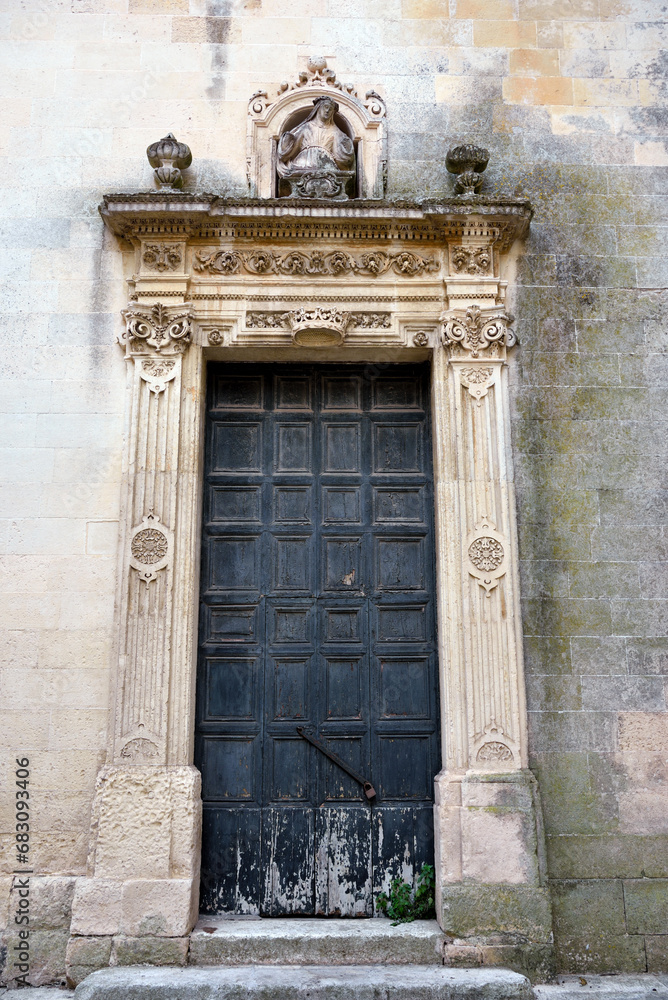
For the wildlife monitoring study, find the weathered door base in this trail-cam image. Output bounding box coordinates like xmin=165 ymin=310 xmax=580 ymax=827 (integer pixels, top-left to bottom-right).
xmin=66 ymin=193 xmax=553 ymax=985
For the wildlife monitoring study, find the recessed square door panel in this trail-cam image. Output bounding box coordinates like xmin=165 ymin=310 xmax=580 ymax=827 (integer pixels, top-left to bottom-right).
xmin=197 ymin=364 xmax=438 ymax=918
xmin=373 ymin=424 xmax=421 ymax=473
xmin=273 ymin=536 xmax=312 ymax=592
xmin=204 ymin=657 xmax=258 ymax=720
xmin=323 ymin=423 xmax=361 ymax=473
xmin=212 ymin=423 xmax=262 ymax=472
xmin=201 ymin=737 xmax=257 ymax=801
xmin=274 ymin=486 xmax=311 ymax=523
xmin=211 ymin=486 xmax=261 ymax=523
xmin=323 ymin=537 xmax=362 ymax=591
xmin=372 ymin=378 xmax=421 ymax=410
xmin=378 ymin=656 xmax=430 ymax=719
xmin=272 ymin=605 xmax=312 ymax=644
xmin=374 ymin=487 xmax=424 ymax=523
xmin=275 ymin=375 xmax=312 ymax=410
xmin=322 ymin=487 xmax=361 ymax=523
xmin=376 ymin=605 xmax=427 ymax=643
xmin=213 ymin=376 xmax=263 ymax=410
xmin=325 ymin=657 xmax=363 ymax=720
xmin=210 ymin=536 xmax=259 ymax=591
xmin=322 ymin=376 xmax=361 ymax=411
xmin=207 ymin=606 xmax=258 ymax=644
xmin=376 ymin=537 xmax=425 ymax=591
xmin=275 ymin=423 xmax=311 ymax=472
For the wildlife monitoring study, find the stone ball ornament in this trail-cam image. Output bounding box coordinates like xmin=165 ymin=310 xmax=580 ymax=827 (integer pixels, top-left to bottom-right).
xmin=146 ymin=132 xmax=192 ymax=190
xmin=446 ymin=143 xmax=490 ymax=196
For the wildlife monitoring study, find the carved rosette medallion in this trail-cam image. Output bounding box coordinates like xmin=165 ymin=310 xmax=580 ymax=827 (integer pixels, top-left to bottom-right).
xmin=128 ymin=511 xmax=172 ymax=583
xmin=466 ymin=517 xmax=506 ymax=595
xmin=441 ymin=305 xmax=515 ymax=359
xmin=120 ymin=301 xmax=193 ymax=357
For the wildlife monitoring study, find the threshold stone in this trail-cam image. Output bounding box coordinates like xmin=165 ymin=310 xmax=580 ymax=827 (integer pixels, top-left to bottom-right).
xmin=72 ymin=965 xmax=533 ymax=1000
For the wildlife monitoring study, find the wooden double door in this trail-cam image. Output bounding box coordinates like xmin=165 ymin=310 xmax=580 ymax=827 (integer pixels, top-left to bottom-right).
xmin=196 ymin=363 xmax=439 ymax=915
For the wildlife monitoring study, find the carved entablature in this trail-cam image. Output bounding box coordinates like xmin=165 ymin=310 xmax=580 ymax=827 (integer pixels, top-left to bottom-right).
xmin=247 ymin=56 xmax=387 ymax=200
xmin=102 ymin=193 xmax=531 ymax=356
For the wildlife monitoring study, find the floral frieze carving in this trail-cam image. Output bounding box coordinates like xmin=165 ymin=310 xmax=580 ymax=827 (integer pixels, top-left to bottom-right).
xmin=441 ymin=304 xmax=515 ymax=358
xmin=194 ymin=248 xmax=439 ymax=278
xmin=246 ymin=310 xmax=391 ymax=330
xmin=120 ymin=301 xmax=192 ymax=356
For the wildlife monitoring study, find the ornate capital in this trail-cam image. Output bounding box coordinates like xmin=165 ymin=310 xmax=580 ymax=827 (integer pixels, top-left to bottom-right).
xmin=440 ymin=304 xmax=515 ymax=358
xmin=120 ymin=301 xmax=193 ymax=357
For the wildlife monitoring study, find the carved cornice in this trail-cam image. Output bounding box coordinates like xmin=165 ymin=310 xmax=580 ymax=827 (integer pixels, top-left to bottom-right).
xmin=100 ymin=195 xmax=532 ymax=251
xmin=441 ymin=305 xmax=515 ymax=358
xmin=120 ymin=301 xmax=193 ymax=357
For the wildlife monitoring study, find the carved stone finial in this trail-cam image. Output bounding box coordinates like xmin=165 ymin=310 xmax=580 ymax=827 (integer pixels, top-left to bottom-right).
xmin=146 ymin=133 xmax=192 ymax=190
xmin=446 ymin=144 xmax=489 ymax=196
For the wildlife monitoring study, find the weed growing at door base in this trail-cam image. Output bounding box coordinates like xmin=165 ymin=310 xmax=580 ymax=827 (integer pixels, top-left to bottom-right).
xmin=376 ymin=863 xmax=435 ymax=924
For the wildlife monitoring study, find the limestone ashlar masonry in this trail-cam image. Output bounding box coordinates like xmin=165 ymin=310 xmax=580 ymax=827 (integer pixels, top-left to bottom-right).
xmin=1 ymin=0 xmax=668 ymax=985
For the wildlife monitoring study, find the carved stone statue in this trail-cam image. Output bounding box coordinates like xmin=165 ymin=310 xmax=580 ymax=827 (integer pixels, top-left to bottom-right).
xmin=277 ymin=96 xmax=356 ymax=200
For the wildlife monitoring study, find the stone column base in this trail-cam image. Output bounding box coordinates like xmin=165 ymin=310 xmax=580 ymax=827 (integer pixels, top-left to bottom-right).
xmin=434 ymin=769 xmax=554 ymax=982
xmin=66 ymin=765 xmax=201 ymax=986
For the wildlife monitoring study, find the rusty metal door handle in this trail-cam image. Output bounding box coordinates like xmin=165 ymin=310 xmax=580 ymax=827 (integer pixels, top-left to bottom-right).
xmin=296 ymin=727 xmax=376 ymax=800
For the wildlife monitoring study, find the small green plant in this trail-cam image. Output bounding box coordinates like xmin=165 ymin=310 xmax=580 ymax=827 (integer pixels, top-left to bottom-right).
xmin=376 ymin=863 xmax=436 ymax=924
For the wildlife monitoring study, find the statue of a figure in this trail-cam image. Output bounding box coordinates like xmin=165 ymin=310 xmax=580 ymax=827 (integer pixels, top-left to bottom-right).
xmin=277 ymin=96 xmax=356 ymax=200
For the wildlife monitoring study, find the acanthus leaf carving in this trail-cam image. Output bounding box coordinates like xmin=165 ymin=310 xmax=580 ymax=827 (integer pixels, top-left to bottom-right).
xmin=459 ymin=365 xmax=495 ymax=403
xmin=195 ymin=248 xmax=439 ymax=279
xmin=120 ymin=301 xmax=193 ymax=357
xmin=245 ymin=310 xmax=391 ymax=331
xmin=451 ymin=245 xmax=491 ymax=275
xmin=142 ymin=242 xmax=183 ymax=272
xmin=139 ymin=357 xmax=178 ymax=395
xmin=441 ymin=304 xmax=515 ymax=358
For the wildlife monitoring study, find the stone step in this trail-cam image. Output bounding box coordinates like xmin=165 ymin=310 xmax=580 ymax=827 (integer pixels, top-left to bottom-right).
xmin=189 ymin=917 xmax=445 ymax=966
xmin=73 ymin=965 xmax=533 ymax=1000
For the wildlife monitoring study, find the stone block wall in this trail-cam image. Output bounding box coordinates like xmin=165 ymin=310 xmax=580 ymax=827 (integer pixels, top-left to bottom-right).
xmin=1 ymin=0 xmax=667 ymax=981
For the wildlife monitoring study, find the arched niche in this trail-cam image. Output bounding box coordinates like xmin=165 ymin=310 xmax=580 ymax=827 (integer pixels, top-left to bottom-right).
xmin=247 ymin=67 xmax=386 ymax=200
